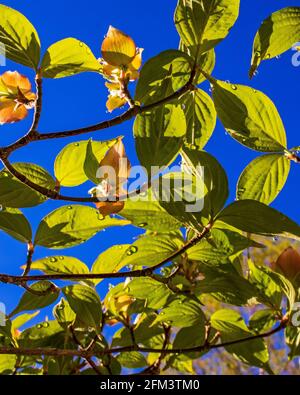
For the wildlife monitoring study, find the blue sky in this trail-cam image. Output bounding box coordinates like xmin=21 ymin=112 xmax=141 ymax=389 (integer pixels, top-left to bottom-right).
xmin=0 ymin=0 xmax=300 ymax=319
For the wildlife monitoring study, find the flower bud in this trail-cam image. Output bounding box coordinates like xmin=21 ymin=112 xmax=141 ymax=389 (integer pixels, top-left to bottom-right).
xmin=101 ymin=26 xmax=136 ymax=67
xmin=272 ymin=247 xmax=300 ymax=280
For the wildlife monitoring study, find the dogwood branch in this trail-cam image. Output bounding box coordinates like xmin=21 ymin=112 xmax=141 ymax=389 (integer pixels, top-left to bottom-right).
xmin=0 ymin=225 xmax=211 ymax=286
xmin=0 ymin=67 xmax=196 ymax=158
xmin=0 ymin=69 xmax=196 ymax=204
xmin=0 ymin=319 xmax=287 ymax=360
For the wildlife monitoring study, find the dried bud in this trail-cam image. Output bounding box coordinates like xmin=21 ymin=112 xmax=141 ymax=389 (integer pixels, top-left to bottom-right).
xmin=0 ymin=71 xmax=36 ymax=124
xmin=272 ymin=247 xmax=300 ymax=280
xmin=101 ymin=26 xmax=136 ymax=67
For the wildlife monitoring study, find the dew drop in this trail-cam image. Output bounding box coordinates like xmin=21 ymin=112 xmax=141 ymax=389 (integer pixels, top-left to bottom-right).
xmin=126 ymin=246 xmax=138 ymax=256
xmin=79 ymin=41 xmax=84 ymax=47
xmin=231 ymin=84 xmax=237 ymax=90
xmin=43 ymin=322 xmax=50 ymax=328
xmin=36 ymin=324 xmax=43 ymax=329
xmin=59 ymin=256 xmax=64 ymax=260
xmin=97 ymin=213 xmax=104 ymax=220
xmin=74 ymin=143 xmax=80 ymax=147
xmin=50 ymin=257 xmax=57 ymax=263
xmin=265 ymin=53 xmax=271 ymax=59
xmin=67 ymin=206 xmax=73 ymax=209
xmin=138 ymin=223 xmax=147 ymax=228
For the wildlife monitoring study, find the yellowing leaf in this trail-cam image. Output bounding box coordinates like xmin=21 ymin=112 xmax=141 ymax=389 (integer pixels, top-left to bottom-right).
xmin=101 ymin=26 xmax=136 ymax=67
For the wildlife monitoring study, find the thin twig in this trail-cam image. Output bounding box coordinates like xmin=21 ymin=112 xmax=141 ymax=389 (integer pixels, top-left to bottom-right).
xmin=0 ymin=319 xmax=287 ymax=359
xmin=69 ymin=325 xmax=102 ymax=376
xmin=22 ymin=242 xmax=34 ymax=277
xmin=0 ymin=225 xmax=211 ymax=287
xmin=0 ymin=69 xmax=196 ymax=158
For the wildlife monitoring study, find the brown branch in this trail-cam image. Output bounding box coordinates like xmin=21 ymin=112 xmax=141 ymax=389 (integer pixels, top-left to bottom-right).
xmin=22 ymin=242 xmax=34 ymax=277
xmin=0 ymin=319 xmax=287 ymax=360
xmin=285 ymin=151 xmax=300 ymax=164
xmin=0 ymin=225 xmax=211 ymax=286
xmin=29 ymin=72 xmax=43 ymax=134
xmin=0 ymin=68 xmax=196 ymax=159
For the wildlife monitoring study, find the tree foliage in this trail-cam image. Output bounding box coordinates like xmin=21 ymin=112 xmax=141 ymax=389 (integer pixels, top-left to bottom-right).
xmin=0 ymin=0 xmax=300 ymax=376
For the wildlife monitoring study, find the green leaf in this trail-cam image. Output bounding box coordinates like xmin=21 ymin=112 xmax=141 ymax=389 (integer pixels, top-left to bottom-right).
xmin=120 ymin=191 xmax=182 ymax=232
xmin=34 ymin=205 xmax=130 ymax=249
xmin=11 ymin=311 xmax=40 ymax=332
xmin=134 ymin=103 xmax=186 ymax=174
xmin=165 ymin=355 xmax=195 ymax=374
xmin=10 ymin=281 xmax=59 ymax=317
xmin=153 ymin=297 xmax=206 ymax=328
xmin=250 ymin=7 xmax=300 ymax=77
xmin=0 ymin=207 xmax=32 ymax=243
xmin=0 ymin=355 xmax=16 ymax=374
xmin=175 ymin=0 xmax=240 ymax=54
xmin=62 ymin=284 xmax=102 ymax=330
xmin=188 ymin=228 xmax=263 ymax=264
xmin=54 ymin=139 xmax=118 ymax=187
xmin=135 ymin=49 xmax=193 ymax=105
xmin=157 ymin=171 xmax=207 ymax=232
xmin=0 ymin=163 xmax=56 ymax=208
xmin=195 ymin=267 xmax=258 ymax=306
xmin=125 ymin=278 xmax=173 ymax=309
xmin=172 ymin=324 xmax=207 ymax=359
xmin=121 ymin=233 xmax=184 ymax=268
xmin=117 ymin=352 xmax=148 ymax=369
xmin=216 ymin=200 xmax=300 ymax=241
xmin=249 ymin=310 xmax=277 ymax=333
xmin=53 ymin=298 xmax=76 ymax=329
xmin=179 ymin=42 xmax=216 ymax=84
xmin=211 ymin=309 xmax=271 ymax=372
xmin=41 ymin=38 xmax=101 ymax=78
xmin=112 ymin=313 xmax=164 ymax=347
xmin=180 ymin=89 xmax=216 ymax=149
xmin=181 ymin=148 xmax=228 ymax=217
xmin=0 ymin=5 xmax=40 ymax=69
xmin=30 ymin=256 xmax=89 ymax=277
xmin=91 ymin=244 xmax=130 ymax=285
xmin=248 ymin=260 xmax=295 ymax=311
xmin=19 ymin=320 xmax=64 ymax=348
xmin=237 ymin=154 xmax=290 ymax=205
xmin=212 ymin=80 xmax=287 ymax=152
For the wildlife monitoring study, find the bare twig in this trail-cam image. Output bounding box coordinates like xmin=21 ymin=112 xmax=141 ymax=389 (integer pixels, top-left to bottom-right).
xmin=69 ymin=325 xmax=102 ymax=376
xmin=0 ymin=225 xmax=211 ymax=287
xmin=0 ymin=319 xmax=287 ymax=359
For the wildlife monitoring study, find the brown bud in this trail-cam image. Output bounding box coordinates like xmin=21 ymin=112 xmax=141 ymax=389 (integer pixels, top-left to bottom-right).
xmin=273 ymin=247 xmax=300 ymax=280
